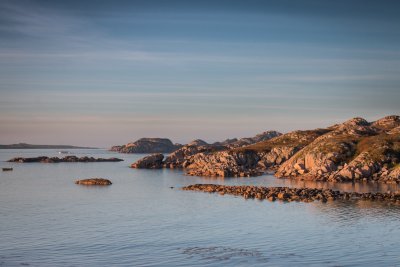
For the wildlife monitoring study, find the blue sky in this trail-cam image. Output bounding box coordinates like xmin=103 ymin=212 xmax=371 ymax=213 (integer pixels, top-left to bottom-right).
xmin=0 ymin=0 xmax=399 ymax=146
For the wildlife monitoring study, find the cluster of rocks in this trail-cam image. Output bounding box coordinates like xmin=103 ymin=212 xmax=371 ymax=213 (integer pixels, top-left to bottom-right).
xmin=275 ymin=116 xmax=400 ymax=183
xmin=130 ymin=115 xmax=400 ymax=184
xmin=110 ymin=138 xmax=182 ymax=153
xmin=113 ymin=132 xmax=281 ymax=155
xmin=130 ymin=131 xmax=282 ymax=175
xmin=182 ymin=184 xmax=400 ymax=203
xmin=131 ymin=153 xmax=165 ymax=168
xmin=75 ymin=178 xmax=112 ymax=185
xmin=164 ymin=143 xmax=226 ymax=169
xmin=221 ymin=131 xmax=282 ymax=148
xmin=8 ymin=156 xmax=123 ymax=163
xmin=185 ymin=150 xmax=262 ymax=177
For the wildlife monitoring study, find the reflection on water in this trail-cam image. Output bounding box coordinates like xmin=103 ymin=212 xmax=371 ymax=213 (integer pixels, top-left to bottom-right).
xmin=181 ymin=246 xmax=269 ymax=263
xmin=273 ymin=177 xmax=399 ymax=193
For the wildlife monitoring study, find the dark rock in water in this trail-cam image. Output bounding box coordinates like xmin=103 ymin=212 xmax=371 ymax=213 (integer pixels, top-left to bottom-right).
xmin=182 ymin=184 xmax=400 ymax=203
xmin=110 ymin=138 xmax=182 ymax=153
xmin=2 ymin=168 xmax=13 ymax=171
xmin=131 ymin=153 xmax=164 ymax=169
xmin=75 ymin=178 xmax=112 ymax=185
xmin=8 ymin=156 xmax=123 ymax=163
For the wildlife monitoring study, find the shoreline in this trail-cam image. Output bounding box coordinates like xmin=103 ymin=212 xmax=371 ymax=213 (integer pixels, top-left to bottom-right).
xmin=182 ymin=184 xmax=400 ymax=204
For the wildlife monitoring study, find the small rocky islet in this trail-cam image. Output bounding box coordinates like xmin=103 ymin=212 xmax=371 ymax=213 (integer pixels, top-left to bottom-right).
xmin=8 ymin=156 xmax=123 ymax=163
xmin=75 ymin=178 xmax=112 ymax=185
xmin=182 ymin=184 xmax=400 ymax=204
xmin=128 ymin=115 xmax=400 ymax=184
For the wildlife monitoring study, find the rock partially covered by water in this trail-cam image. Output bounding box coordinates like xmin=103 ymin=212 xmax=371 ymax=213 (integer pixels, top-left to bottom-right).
xmin=110 ymin=138 xmax=182 ymax=153
xmin=75 ymin=178 xmax=112 ymax=185
xmin=182 ymin=184 xmax=400 ymax=203
xmin=131 ymin=153 xmax=164 ymax=169
xmin=8 ymin=156 xmax=123 ymax=163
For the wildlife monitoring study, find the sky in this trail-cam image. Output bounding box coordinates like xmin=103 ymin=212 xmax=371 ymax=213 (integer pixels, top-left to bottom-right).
xmin=0 ymin=0 xmax=399 ymax=147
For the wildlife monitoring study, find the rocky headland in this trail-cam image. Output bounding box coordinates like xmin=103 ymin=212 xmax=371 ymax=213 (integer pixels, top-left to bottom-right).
xmin=182 ymin=184 xmax=400 ymax=203
xmin=110 ymin=138 xmax=182 ymax=153
xmin=8 ymin=156 xmax=123 ymax=163
xmin=131 ymin=115 xmax=400 ymax=183
xmin=130 ymin=131 xmax=281 ymax=170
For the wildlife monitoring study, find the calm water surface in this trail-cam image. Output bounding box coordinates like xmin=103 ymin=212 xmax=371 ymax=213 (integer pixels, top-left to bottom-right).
xmin=0 ymin=149 xmax=399 ymax=266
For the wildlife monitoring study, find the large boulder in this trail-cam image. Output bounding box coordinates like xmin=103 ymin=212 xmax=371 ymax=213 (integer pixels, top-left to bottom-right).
xmin=131 ymin=153 xmax=164 ymax=169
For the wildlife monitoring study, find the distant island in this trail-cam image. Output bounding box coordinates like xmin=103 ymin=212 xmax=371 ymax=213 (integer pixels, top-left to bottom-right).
xmin=0 ymin=143 xmax=97 ymax=149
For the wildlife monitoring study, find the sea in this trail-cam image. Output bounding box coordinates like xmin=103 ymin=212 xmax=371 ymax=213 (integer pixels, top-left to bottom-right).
xmin=0 ymin=149 xmax=399 ymax=266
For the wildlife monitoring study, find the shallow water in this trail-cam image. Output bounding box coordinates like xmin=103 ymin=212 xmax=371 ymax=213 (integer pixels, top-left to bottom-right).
xmin=0 ymin=149 xmax=399 ymax=266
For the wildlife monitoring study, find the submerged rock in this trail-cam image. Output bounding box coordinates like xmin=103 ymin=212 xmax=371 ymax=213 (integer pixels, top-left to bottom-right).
xmin=75 ymin=178 xmax=112 ymax=185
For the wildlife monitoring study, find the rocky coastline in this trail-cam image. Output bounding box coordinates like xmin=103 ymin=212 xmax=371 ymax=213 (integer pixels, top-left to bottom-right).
xmin=182 ymin=184 xmax=400 ymax=203
xmin=8 ymin=156 xmax=123 ymax=163
xmin=110 ymin=138 xmax=182 ymax=153
xmin=131 ymin=115 xmax=400 ymax=184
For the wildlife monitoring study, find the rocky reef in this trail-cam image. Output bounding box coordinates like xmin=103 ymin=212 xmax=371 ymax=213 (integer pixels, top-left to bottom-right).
xmin=182 ymin=184 xmax=400 ymax=203
xmin=75 ymin=178 xmax=112 ymax=185
xmin=130 ymin=115 xmax=400 ymax=183
xmin=110 ymin=138 xmax=182 ymax=153
xmin=8 ymin=156 xmax=123 ymax=163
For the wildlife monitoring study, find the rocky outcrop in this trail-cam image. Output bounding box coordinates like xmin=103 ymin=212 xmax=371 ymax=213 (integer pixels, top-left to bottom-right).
xmin=75 ymin=178 xmax=112 ymax=185
xmin=185 ymin=150 xmax=262 ymax=177
xmin=163 ymin=143 xmax=226 ymax=168
xmin=182 ymin=184 xmax=400 ymax=203
xmin=129 ymin=131 xmax=281 ymax=171
xmin=371 ymin=115 xmax=400 ymax=131
xmin=128 ymin=116 xmax=399 ymax=183
xmin=188 ymin=139 xmax=208 ymax=146
xmin=111 ymin=138 xmax=182 ymax=153
xmin=8 ymin=156 xmax=123 ymax=163
xmin=275 ymin=116 xmax=400 ymax=183
xmin=212 ymin=138 xmax=238 ymax=146
xmin=247 ymin=129 xmax=330 ymax=170
xmin=224 ymin=131 xmax=282 ymax=148
xmin=131 ymin=153 xmax=164 ymax=169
